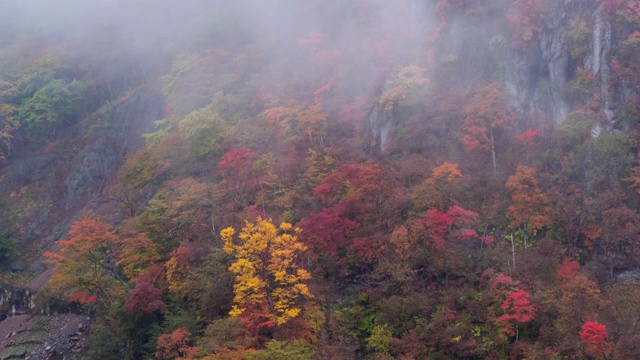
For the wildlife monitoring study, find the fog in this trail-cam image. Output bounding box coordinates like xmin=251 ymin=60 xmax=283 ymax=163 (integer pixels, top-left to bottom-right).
xmin=0 ymin=0 xmax=436 ymax=90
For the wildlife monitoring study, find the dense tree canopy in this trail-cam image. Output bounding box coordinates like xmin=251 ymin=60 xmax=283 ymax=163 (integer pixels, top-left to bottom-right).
xmin=1 ymin=0 xmax=640 ymax=359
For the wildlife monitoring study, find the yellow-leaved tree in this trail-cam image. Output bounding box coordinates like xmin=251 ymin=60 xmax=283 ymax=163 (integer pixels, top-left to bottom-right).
xmin=221 ymin=217 xmax=312 ymax=326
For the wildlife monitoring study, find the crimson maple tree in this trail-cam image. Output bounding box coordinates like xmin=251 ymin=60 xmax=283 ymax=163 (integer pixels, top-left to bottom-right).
xmin=496 ymin=289 xmax=537 ymax=339
xmin=216 ymin=147 xmax=261 ymax=208
xmin=125 ymin=273 xmax=166 ymax=314
xmin=298 ymin=204 xmax=359 ymax=262
xmin=579 ymin=321 xmax=613 ymax=358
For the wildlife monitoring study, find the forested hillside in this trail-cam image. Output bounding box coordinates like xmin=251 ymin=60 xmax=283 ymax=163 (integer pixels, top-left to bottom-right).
xmin=2 ymin=0 xmax=640 ymax=358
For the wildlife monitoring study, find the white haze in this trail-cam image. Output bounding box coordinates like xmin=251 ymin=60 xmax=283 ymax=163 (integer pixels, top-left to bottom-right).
xmin=0 ymin=0 xmax=436 ymax=89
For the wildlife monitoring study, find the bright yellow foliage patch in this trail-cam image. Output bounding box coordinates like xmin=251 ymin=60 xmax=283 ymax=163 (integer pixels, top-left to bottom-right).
xmin=221 ymin=217 xmax=313 ymax=325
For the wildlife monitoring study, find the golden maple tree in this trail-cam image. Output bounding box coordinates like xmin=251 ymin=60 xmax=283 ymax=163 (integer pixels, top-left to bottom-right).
xmin=221 ymin=217 xmax=312 ymax=326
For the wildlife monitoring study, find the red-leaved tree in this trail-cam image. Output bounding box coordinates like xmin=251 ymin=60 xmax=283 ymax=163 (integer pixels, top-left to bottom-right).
xmin=125 ymin=264 xmax=166 ymax=314
xmin=557 ymin=258 xmax=580 ymax=280
xmin=217 ymin=147 xmax=261 ymax=208
xmin=496 ymin=290 xmax=537 ymax=339
xmin=579 ymin=321 xmax=613 ymax=358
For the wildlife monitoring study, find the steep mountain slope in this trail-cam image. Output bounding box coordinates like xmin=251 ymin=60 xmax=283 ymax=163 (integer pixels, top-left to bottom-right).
xmin=2 ymin=0 xmax=640 ymax=359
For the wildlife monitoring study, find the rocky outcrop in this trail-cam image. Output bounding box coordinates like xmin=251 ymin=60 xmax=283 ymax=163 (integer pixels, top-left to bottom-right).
xmin=0 ymin=86 xmax=164 ymax=248
xmin=617 ymin=269 xmax=640 ymax=285
xmin=0 ymin=287 xmax=30 ymax=322
xmin=506 ymin=3 xmax=574 ymax=124
xmin=586 ymin=4 xmax=616 ymax=127
xmin=368 ymin=105 xmax=393 ymax=153
xmin=504 ymin=2 xmax=621 ymax=130
xmin=61 ymin=87 xmax=164 ymax=212
xmin=506 ymin=3 xmax=570 ymax=124
xmin=0 ymin=314 xmax=90 ymax=360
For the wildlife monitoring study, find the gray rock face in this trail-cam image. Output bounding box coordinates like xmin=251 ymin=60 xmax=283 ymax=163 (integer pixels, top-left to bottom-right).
xmin=62 ymin=89 xmax=164 ymax=212
xmin=587 ymin=6 xmax=615 ymax=128
xmin=505 ymin=2 xmax=574 ymax=124
xmin=0 ymin=314 xmax=89 ymax=360
xmin=368 ymin=105 xmax=393 ymax=153
xmin=617 ymin=270 xmax=640 ymax=285
xmin=9 ymin=260 xmax=26 ymax=273
xmin=0 ymin=86 xmax=164 ymax=246
xmin=0 ymin=286 xmax=31 ymax=321
xmin=504 ymin=2 xmax=619 ymax=129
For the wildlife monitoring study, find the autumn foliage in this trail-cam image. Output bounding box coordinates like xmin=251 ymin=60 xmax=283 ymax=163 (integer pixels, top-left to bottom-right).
xmin=462 ymin=83 xmax=512 ymax=174
xmin=217 ymin=147 xmax=260 ymax=186
xmin=506 ymin=0 xmax=545 ymax=48
xmin=462 ymin=83 xmax=511 ymax=153
xmin=506 ymin=165 xmax=552 ymax=232
xmin=125 ymin=266 xmax=166 ymax=314
xmin=557 ymin=258 xmax=580 ymax=280
xmin=298 ymin=205 xmax=358 ymax=260
xmin=579 ymin=322 xmax=613 ymax=357
xmin=45 ymin=218 xmax=159 ymax=304
xmin=221 ymin=218 xmax=312 ymax=326
xmin=496 ymin=290 xmax=537 ymax=337
xmin=156 ymin=327 xmax=199 ymax=360
xmin=27 ymin=1 xmax=640 ymax=358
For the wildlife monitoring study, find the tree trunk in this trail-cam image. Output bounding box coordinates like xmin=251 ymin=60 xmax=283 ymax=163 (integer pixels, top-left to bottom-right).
xmin=490 ymin=130 xmax=497 ymax=176
xmin=511 ymin=233 xmax=516 ymax=272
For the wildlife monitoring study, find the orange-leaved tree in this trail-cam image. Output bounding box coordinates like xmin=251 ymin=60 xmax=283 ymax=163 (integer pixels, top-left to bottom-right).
xmin=165 ymin=245 xmax=191 ymax=296
xmin=155 ymin=327 xmax=198 ymax=360
xmin=506 ymin=165 xmax=552 ymax=234
xmin=45 ymin=218 xmax=160 ymax=306
xmin=624 ymin=162 xmax=640 ymax=195
xmin=426 ymin=162 xmax=463 ymax=209
xmin=221 ymin=217 xmax=312 ymax=326
xmin=505 ymin=165 xmax=552 ymax=268
xmin=462 ymin=83 xmax=512 ymax=175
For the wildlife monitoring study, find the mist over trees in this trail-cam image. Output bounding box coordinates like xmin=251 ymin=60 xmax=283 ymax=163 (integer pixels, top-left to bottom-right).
xmin=1 ymin=0 xmax=640 ymax=358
